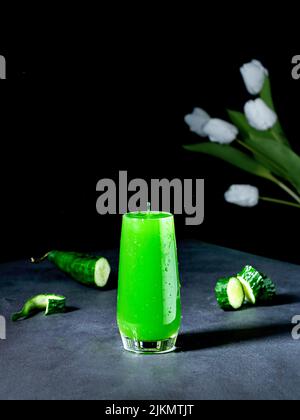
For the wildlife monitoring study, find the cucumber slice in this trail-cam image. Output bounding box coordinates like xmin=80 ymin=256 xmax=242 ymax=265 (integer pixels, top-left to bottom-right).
xmin=215 ymin=277 xmax=245 ymax=310
xmin=258 ymin=275 xmax=277 ymax=302
xmin=237 ymin=265 xmax=264 ymax=304
xmin=94 ymin=257 xmax=111 ymax=287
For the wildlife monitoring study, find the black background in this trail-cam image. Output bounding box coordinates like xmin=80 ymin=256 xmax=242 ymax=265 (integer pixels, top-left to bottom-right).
xmin=1 ymin=16 xmax=299 ymax=264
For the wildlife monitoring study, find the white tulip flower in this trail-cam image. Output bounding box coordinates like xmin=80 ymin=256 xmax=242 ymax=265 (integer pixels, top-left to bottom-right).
xmin=203 ymin=119 xmax=238 ymax=144
xmin=184 ymin=108 xmax=211 ymax=137
xmin=244 ymin=98 xmax=277 ymax=131
xmin=225 ymin=185 xmax=259 ymax=208
xmin=240 ymin=60 xmax=269 ymax=95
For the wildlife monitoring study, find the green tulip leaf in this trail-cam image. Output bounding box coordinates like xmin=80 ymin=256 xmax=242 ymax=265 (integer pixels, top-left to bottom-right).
xmin=183 ymin=142 xmax=274 ymax=181
xmin=246 ymin=150 xmax=288 ymax=180
xmin=260 ymin=78 xmax=290 ymax=147
xmin=244 ymin=137 xmax=300 ymax=193
xmin=260 ymin=77 xmax=275 ymax=110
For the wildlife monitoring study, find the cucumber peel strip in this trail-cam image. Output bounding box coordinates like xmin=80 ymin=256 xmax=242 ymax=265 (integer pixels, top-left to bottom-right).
xmin=12 ymin=294 xmax=66 ymax=322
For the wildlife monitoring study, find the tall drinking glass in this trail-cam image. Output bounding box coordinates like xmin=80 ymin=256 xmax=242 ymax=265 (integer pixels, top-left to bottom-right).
xmin=117 ymin=211 xmax=181 ymax=354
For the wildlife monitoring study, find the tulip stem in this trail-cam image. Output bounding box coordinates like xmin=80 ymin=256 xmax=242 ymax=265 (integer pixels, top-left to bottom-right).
xmin=272 ymin=179 xmax=300 ymax=204
xmin=260 ymin=196 xmax=300 ymax=209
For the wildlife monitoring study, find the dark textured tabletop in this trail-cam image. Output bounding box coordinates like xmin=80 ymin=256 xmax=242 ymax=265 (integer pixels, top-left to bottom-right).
xmin=0 ymin=240 xmax=300 ymax=400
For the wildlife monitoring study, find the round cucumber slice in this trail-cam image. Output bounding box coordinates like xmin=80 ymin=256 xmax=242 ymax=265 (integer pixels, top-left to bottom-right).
xmin=238 ymin=275 xmax=256 ymax=304
xmin=227 ymin=277 xmax=245 ymax=309
xmin=215 ymin=277 xmax=244 ymax=310
xmin=94 ymin=257 xmax=111 ymax=287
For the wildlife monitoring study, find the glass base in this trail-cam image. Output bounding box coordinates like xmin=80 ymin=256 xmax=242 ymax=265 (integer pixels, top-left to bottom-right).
xmin=121 ymin=335 xmax=177 ymax=354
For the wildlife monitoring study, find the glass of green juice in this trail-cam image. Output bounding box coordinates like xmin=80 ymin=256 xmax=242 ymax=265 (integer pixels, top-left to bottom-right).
xmin=117 ymin=211 xmax=182 ymax=354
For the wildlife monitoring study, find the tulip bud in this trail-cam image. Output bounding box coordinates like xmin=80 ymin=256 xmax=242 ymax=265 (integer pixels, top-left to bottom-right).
xmin=244 ymin=98 xmax=277 ymax=131
xmin=184 ymin=108 xmax=210 ymax=137
xmin=225 ymin=185 xmax=259 ymax=207
xmin=240 ymin=60 xmax=269 ymax=95
xmin=203 ymin=119 xmax=238 ymax=144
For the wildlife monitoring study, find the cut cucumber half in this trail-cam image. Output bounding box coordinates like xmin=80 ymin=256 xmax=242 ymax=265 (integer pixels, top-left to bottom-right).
xmin=215 ymin=277 xmax=245 ymax=310
xmin=237 ymin=266 xmax=264 ymax=305
xmin=44 ymin=251 xmax=111 ymax=288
